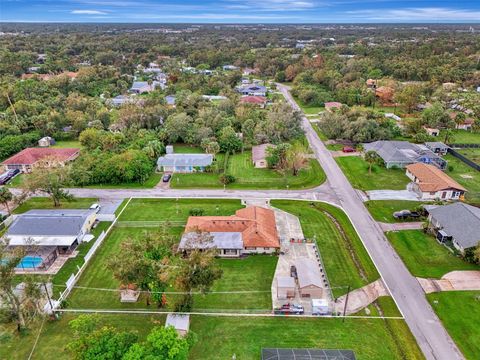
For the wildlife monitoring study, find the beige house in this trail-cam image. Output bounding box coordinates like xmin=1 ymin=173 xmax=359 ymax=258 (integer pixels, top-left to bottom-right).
xmin=406 ymin=163 xmax=466 ymax=201
xmin=295 ymin=258 xmax=324 ymax=298
xmin=252 ymin=143 xmax=275 ymax=168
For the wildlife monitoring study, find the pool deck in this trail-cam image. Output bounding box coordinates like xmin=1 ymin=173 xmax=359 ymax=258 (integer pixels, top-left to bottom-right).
xmin=15 ymin=251 xmax=79 ymax=275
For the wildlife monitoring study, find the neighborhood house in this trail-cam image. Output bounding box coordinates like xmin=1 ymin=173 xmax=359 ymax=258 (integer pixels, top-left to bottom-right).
xmin=363 ymin=141 xmax=447 ymax=169
xmin=406 ymin=163 xmax=466 ymax=201
xmin=236 ymin=84 xmax=267 ymax=97
xmin=129 ymin=81 xmax=160 ymax=94
xmin=425 ymin=203 xmax=480 ymax=253
xmin=157 ymin=153 xmax=213 ymax=173
xmin=5 ymin=209 xmax=97 ymax=270
xmin=1 ymin=148 xmax=80 ymax=173
xmin=179 ymin=206 xmax=280 ymax=257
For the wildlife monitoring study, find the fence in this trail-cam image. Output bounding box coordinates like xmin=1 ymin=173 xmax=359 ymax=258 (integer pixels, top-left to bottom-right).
xmin=448 ymin=148 xmax=480 ymax=172
xmin=450 ymin=143 xmax=480 ymax=149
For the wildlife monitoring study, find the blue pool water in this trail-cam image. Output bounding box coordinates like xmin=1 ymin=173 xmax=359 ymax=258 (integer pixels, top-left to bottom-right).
xmin=16 ymin=256 xmax=43 ymax=269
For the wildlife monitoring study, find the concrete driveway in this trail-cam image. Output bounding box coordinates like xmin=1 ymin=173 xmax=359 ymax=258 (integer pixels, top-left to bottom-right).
xmin=366 ymin=189 xmax=420 ymax=201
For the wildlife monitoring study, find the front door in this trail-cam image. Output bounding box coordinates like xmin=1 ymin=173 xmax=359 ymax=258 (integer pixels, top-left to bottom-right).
xmin=441 ymin=192 xmax=446 ymax=199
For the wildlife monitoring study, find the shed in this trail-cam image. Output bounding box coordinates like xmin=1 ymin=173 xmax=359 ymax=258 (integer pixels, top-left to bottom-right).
xmin=276 ymin=276 xmax=296 ymax=299
xmin=294 ymin=258 xmax=323 ymax=298
xmin=165 ymin=314 xmax=190 ymax=337
xmin=38 ymin=136 xmax=55 ymax=147
xmin=252 ymin=143 xmax=275 ymax=168
xmin=166 ymin=145 xmax=174 ymax=154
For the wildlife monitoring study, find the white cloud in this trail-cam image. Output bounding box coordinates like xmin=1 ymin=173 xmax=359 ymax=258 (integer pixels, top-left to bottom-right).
xmin=71 ymin=9 xmax=108 ymax=15
xmin=346 ymin=7 xmax=480 ymax=21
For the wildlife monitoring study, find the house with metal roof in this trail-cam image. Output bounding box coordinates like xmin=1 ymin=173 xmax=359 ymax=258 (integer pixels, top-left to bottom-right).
xmin=129 ymin=81 xmax=160 ymax=94
xmin=363 ymin=140 xmax=447 ymax=169
xmin=156 ymin=153 xmax=213 ymax=173
xmin=425 ymin=203 xmax=480 ymax=253
xmin=236 ymin=84 xmax=267 ymax=97
xmin=294 ymin=258 xmax=324 ymax=298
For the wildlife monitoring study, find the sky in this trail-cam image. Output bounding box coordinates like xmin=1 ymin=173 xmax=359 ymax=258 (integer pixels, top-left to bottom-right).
xmin=1 ymin=0 xmax=480 ymax=23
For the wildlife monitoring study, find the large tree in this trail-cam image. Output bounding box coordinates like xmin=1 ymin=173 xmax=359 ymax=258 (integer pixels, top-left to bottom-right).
xmin=0 ymin=187 xmax=13 ymax=215
xmin=23 ymin=162 xmax=73 ymax=207
xmin=364 ymin=150 xmax=380 ymax=174
xmin=286 ymin=142 xmax=308 ymax=176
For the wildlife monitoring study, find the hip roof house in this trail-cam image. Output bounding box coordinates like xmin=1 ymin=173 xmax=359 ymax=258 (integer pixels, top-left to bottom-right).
xmin=157 ymin=153 xmax=213 ymax=173
xmin=406 ymin=163 xmax=466 ymax=201
xmin=425 ymin=203 xmax=480 ymax=253
xmin=1 ymin=148 xmax=80 ymax=173
xmin=363 ymin=141 xmax=446 ymax=169
xmin=179 ymin=206 xmax=280 ymax=257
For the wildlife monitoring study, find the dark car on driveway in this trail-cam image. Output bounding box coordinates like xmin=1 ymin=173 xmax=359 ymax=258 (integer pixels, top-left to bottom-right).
xmin=393 ymin=210 xmax=421 ymax=220
xmin=162 ymin=174 xmax=172 ymax=183
xmin=0 ymin=169 xmax=20 ymax=185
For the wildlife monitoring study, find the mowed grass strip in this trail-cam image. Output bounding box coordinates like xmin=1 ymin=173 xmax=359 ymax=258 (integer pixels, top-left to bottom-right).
xmin=118 ymin=198 xmax=243 ymax=221
xmin=444 ymin=154 xmax=480 ymax=205
xmin=171 ymin=152 xmax=325 ymax=190
xmin=271 ymin=200 xmax=379 ymax=298
xmin=386 ymin=230 xmax=478 ymax=278
xmin=365 ymin=200 xmax=427 ymax=223
xmin=189 ymin=315 xmax=424 ymax=360
xmin=2 ymin=312 xmax=424 ymax=360
xmin=428 ymin=291 xmax=480 ymax=360
xmin=13 ymin=197 xmax=98 ymax=214
xmin=336 ymin=156 xmax=410 ymax=191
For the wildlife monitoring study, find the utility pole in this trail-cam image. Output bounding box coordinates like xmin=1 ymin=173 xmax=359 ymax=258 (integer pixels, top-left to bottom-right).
xmin=342 ymin=285 xmax=351 ymax=322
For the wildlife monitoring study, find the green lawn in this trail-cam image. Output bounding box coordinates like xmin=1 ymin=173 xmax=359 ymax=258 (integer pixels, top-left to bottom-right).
xmin=326 ymin=143 xmax=344 ymax=151
xmin=455 ymin=148 xmax=480 ymax=164
xmin=444 ymin=154 xmax=480 ymax=205
xmin=336 ymin=156 xmax=410 ymax=191
xmin=271 ymin=201 xmax=379 ymax=298
xmin=13 ymin=197 xmax=97 ymax=214
xmin=292 ymin=96 xmax=324 ymax=115
xmin=118 ymin=198 xmax=243 ymax=222
xmin=386 ymin=230 xmax=478 ymax=278
xmin=365 ymin=200 xmax=428 ymax=223
xmin=170 ymin=152 xmax=326 ymax=190
xmin=427 ymin=291 xmax=480 ymax=360
xmin=1 ymin=312 xmax=423 ymax=360
xmin=51 ymin=140 xmax=82 ymax=148
xmin=441 ymin=130 xmax=480 ymax=144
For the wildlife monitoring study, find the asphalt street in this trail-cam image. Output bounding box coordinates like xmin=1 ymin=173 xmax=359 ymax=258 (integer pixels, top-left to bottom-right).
xmin=277 ymin=83 xmax=464 ymax=360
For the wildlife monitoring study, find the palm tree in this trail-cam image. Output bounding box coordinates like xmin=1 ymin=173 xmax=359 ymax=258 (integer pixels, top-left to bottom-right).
xmin=364 ymin=150 xmax=379 ymax=175
xmin=0 ymin=187 xmax=13 ymax=215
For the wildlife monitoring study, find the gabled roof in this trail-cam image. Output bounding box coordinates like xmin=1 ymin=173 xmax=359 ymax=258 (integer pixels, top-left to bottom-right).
xmin=324 ymin=102 xmax=342 ymax=109
xmin=406 ymin=163 xmax=466 ymax=192
xmin=157 ymin=154 xmax=213 ymax=167
xmin=1 ymin=148 xmax=80 ymax=166
xmin=240 ymin=96 xmax=267 ymax=104
xmin=252 ymin=143 xmax=275 ymax=162
xmin=294 ymin=258 xmax=323 ymax=289
xmin=183 ymin=206 xmax=279 ymax=248
xmin=427 ymin=203 xmax=480 ymax=249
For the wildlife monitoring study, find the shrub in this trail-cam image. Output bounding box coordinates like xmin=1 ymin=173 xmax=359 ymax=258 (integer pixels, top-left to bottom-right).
xmin=219 ymin=174 xmax=235 ymax=185
xmin=189 ymin=208 xmax=205 ymax=216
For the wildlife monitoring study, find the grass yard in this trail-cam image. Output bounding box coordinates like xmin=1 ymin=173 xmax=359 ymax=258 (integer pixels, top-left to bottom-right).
xmin=444 ymin=154 xmax=480 ymax=205
xmin=271 ymin=201 xmax=379 ymax=298
xmin=118 ymin=198 xmax=243 ymax=222
xmin=13 ymin=197 xmax=97 ymax=214
xmin=336 ymin=156 xmax=410 ymax=190
xmin=170 ymin=152 xmax=326 ymax=190
xmin=1 ymin=311 xmax=423 ymax=360
xmin=293 ymin=96 xmax=324 ymax=115
xmin=386 ymin=230 xmax=478 ymax=278
xmin=365 ymin=200 xmax=428 ymax=223
xmin=427 ymin=291 xmax=480 ymax=360
xmin=442 ymin=130 xmax=480 ymax=144
xmin=455 ymin=147 xmax=480 ymax=164
xmin=51 ymin=140 xmax=82 ymax=148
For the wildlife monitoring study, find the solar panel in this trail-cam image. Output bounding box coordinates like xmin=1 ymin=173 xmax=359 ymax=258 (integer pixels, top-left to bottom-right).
xmin=261 ymin=348 xmax=356 ymax=360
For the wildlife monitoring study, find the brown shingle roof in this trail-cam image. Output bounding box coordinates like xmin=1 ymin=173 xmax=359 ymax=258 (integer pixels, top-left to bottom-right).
xmin=406 ymin=163 xmax=466 ymax=192
xmin=240 ymin=96 xmax=267 ymax=104
xmin=185 ymin=206 xmax=279 ymax=248
xmin=2 ymin=148 xmax=80 ymax=166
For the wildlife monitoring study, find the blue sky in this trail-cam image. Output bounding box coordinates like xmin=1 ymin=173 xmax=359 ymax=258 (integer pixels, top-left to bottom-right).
xmin=2 ymin=0 xmax=480 ymax=23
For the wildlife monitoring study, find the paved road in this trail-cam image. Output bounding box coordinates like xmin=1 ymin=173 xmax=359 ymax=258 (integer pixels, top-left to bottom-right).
xmin=277 ymin=83 xmax=463 ymax=360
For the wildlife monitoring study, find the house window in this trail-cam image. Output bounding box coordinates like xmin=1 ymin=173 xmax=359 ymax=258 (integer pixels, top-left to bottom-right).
xmin=224 ymin=249 xmax=237 ymax=255
xmin=245 ymin=247 xmax=256 ymax=250
xmin=264 ymin=247 xmax=270 ymax=250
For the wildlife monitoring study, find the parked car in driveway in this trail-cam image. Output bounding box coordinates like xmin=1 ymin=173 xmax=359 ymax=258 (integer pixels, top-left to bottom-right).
xmin=342 ymin=146 xmax=355 ymax=153
xmin=89 ymin=203 xmax=101 ymax=213
xmin=0 ymin=169 xmax=20 ymax=185
xmin=393 ymin=210 xmax=421 ymax=220
xmin=274 ymin=303 xmax=304 ymax=315
xmin=162 ymin=174 xmax=172 ymax=182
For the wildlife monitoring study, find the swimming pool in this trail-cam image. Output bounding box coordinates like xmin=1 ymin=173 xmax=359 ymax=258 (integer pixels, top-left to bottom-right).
xmin=16 ymin=256 xmax=43 ymax=269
